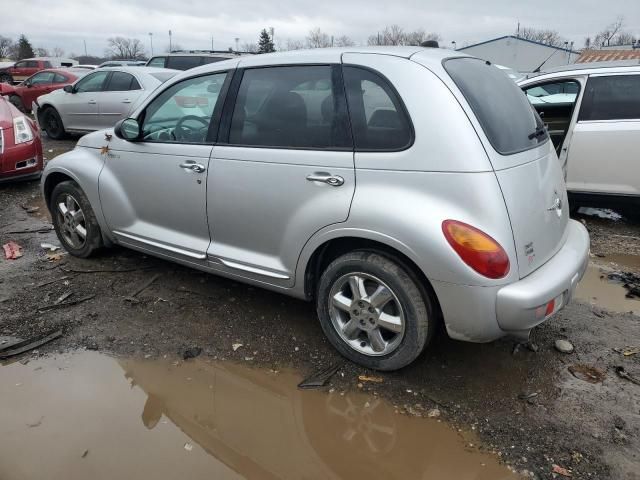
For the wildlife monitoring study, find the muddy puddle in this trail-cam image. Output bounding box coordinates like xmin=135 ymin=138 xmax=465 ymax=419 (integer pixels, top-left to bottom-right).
xmin=0 ymin=351 xmax=518 ymax=480
xmin=575 ymin=254 xmax=640 ymax=315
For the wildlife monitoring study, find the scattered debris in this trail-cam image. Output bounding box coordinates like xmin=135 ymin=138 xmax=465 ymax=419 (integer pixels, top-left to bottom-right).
xmin=614 ymin=346 xmax=640 ymax=357
xmin=54 ymin=291 xmax=73 ymax=305
xmin=27 ymin=416 xmax=44 ymax=428
xmin=38 ymin=294 xmax=95 ymax=313
xmin=358 ymin=374 xmax=384 ymax=383
xmin=568 ymin=365 xmax=606 ymax=384
xmin=36 ymin=276 xmax=71 ymax=288
xmin=298 ymin=362 xmax=342 ymax=389
xmin=124 ymin=274 xmax=161 ymax=302
xmin=60 ymin=266 xmax=153 ymax=274
xmin=183 ymin=347 xmax=202 ymax=360
xmin=518 ymin=392 xmax=539 ymax=400
xmin=0 ymin=330 xmax=62 ymax=359
xmin=615 ymin=366 xmax=640 ymax=386
xmin=427 ymin=408 xmax=441 ymax=418
xmin=555 ymin=339 xmax=574 ymax=354
xmin=232 ymin=343 xmax=243 ymax=351
xmin=3 ymin=241 xmax=23 ymax=260
xmin=46 ymin=251 xmax=65 ymax=262
xmin=21 ymin=205 xmax=40 ymax=214
xmin=5 ymin=226 xmax=54 ymax=234
xmin=81 ymin=450 xmax=89 ymax=458
xmin=40 ymin=243 xmax=60 ymax=251
xmin=607 ymin=271 xmax=640 ymax=299
xmin=183 ymin=442 xmax=193 ymax=452
xmin=552 ymin=464 xmax=572 ymax=477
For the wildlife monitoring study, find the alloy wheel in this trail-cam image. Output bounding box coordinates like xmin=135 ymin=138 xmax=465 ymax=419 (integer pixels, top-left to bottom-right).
xmin=56 ymin=194 xmax=87 ymax=249
xmin=328 ymin=272 xmax=405 ymax=356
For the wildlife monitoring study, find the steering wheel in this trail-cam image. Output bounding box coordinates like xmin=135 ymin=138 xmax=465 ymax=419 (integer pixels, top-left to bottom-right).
xmin=174 ymin=115 xmax=209 ymax=142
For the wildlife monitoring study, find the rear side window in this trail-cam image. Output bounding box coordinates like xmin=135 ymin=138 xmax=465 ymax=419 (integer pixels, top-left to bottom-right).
xmin=579 ymin=75 xmax=640 ymax=121
xmin=202 ymin=57 xmax=228 ymax=65
xmin=53 ymin=73 xmax=68 ymax=83
xmin=228 ymin=66 xmax=352 ymax=149
xmin=343 ymin=66 xmax=413 ymax=151
xmin=147 ymin=57 xmax=166 ymax=68
xmin=444 ymin=58 xmax=547 ymax=155
xmin=105 ymin=72 xmax=140 ymax=91
xmin=166 ymin=56 xmax=202 ymax=70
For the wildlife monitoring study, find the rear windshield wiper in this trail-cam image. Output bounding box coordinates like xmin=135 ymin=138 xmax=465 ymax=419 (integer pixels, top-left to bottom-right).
xmin=528 ymin=126 xmax=547 ymax=140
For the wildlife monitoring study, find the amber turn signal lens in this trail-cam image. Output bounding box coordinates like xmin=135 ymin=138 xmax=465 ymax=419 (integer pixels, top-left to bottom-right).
xmin=442 ymin=220 xmax=510 ymax=279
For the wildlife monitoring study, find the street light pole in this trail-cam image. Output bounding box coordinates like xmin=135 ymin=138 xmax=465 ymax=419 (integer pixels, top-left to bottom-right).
xmin=148 ymin=32 xmax=153 ymax=56
xmin=451 ymin=40 xmax=457 ymax=50
xmin=169 ymin=30 xmax=172 ymax=52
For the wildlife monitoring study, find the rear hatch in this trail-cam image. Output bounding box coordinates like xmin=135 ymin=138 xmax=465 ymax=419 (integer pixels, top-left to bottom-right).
xmin=442 ymin=57 xmax=569 ymax=278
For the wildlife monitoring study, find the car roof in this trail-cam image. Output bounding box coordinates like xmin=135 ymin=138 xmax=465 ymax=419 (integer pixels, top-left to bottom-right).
xmin=519 ymin=62 xmax=640 ymax=84
xmin=95 ymin=66 xmax=177 ymax=75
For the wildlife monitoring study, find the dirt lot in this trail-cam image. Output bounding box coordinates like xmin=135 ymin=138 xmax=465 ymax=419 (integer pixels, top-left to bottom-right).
xmin=1 ymin=135 xmax=639 ymax=480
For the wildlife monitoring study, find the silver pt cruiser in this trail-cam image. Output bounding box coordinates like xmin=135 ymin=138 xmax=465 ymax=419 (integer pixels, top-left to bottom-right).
xmin=42 ymin=47 xmax=590 ymax=370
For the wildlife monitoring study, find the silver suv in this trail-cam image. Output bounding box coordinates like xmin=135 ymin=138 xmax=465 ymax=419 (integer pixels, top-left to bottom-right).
xmin=42 ymin=47 xmax=590 ymax=370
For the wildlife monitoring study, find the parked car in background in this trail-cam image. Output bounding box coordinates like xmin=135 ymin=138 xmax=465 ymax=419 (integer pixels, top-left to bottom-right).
xmin=0 ymin=96 xmax=43 ymax=183
xmin=519 ymin=63 xmax=640 ymax=213
xmin=146 ymin=50 xmax=245 ymax=70
xmin=0 ymin=57 xmax=78 ymax=84
xmin=42 ymin=47 xmax=589 ymax=370
xmin=0 ymin=68 xmax=88 ymax=113
xmin=34 ymin=67 xmax=178 ymax=139
xmin=98 ymin=60 xmax=146 ymax=68
xmin=74 ymin=65 xmax=98 ymax=70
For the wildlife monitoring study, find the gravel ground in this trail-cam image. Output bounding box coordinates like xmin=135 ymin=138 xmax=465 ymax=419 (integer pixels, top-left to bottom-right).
xmin=1 ymin=135 xmax=639 ymax=479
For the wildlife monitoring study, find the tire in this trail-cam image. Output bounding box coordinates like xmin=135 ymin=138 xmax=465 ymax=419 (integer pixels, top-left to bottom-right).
xmin=42 ymin=107 xmax=66 ymax=140
xmin=8 ymin=94 xmax=24 ymax=113
xmin=51 ymin=181 xmax=103 ymax=258
xmin=316 ymin=251 xmax=435 ymax=371
xmin=0 ymin=73 xmax=12 ymax=84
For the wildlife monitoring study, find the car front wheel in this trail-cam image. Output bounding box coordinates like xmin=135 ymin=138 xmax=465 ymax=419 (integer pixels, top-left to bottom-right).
xmin=42 ymin=107 xmax=66 ymax=140
xmin=50 ymin=181 xmax=103 ymax=258
xmin=316 ymin=251 xmax=435 ymax=371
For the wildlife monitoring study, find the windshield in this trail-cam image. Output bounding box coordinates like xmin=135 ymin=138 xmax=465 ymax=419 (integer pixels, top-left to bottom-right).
xmin=444 ymin=57 xmax=548 ymax=155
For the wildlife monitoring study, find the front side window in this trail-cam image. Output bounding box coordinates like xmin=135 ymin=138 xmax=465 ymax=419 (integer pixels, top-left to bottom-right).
xmin=141 ymin=72 xmax=227 ymax=144
xmin=579 ymin=75 xmax=640 ymax=121
xmin=229 ymin=65 xmax=351 ymax=149
xmin=14 ymin=61 xmax=26 ymax=69
xmin=105 ymin=72 xmax=140 ymax=91
xmin=343 ymin=66 xmax=412 ymax=151
xmin=29 ymin=72 xmax=55 ymax=85
xmin=524 ymin=81 xmax=579 ymax=106
xmin=166 ymin=56 xmax=202 ymax=70
xmin=75 ymin=71 xmax=109 ymax=93
xmin=444 ymin=58 xmax=547 ymax=155
xmin=26 ymin=61 xmax=39 ymax=68
xmin=147 ymin=57 xmax=166 ymax=68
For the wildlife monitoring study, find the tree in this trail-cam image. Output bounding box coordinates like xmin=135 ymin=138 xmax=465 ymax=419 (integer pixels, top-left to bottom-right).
xmin=53 ymin=47 xmax=65 ymax=57
xmin=613 ymin=31 xmax=636 ymax=46
xmin=106 ymin=37 xmax=146 ymax=60
xmin=16 ymin=35 xmax=34 ymax=60
xmin=283 ymin=38 xmax=304 ymax=51
xmin=519 ymin=27 xmax=565 ymax=47
xmin=240 ymin=42 xmax=258 ymax=53
xmin=593 ymin=16 xmax=623 ymax=47
xmin=334 ymin=35 xmax=355 ymax=47
xmin=34 ymin=47 xmax=49 ymax=57
xmin=367 ymin=26 xmax=440 ymax=46
xmin=404 ymin=29 xmax=440 ymax=46
xmin=257 ymin=29 xmax=275 ymax=53
xmin=306 ymin=28 xmax=331 ymax=48
xmin=0 ymin=36 xmax=13 ymax=59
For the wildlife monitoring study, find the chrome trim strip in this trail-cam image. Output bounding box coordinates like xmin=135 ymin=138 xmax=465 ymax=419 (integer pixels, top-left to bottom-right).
xmin=215 ymin=257 xmax=290 ymax=280
xmin=113 ymin=230 xmax=207 ymax=260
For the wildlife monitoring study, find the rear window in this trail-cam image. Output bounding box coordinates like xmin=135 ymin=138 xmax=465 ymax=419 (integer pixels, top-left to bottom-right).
xmin=579 ymin=75 xmax=640 ymax=121
xmin=166 ymin=56 xmax=202 ymax=70
xmin=444 ymin=58 xmax=547 ymax=155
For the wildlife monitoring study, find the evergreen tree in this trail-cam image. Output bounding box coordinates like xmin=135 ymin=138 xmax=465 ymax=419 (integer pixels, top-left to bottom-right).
xmin=16 ymin=35 xmax=34 ymax=60
xmin=257 ymin=29 xmax=275 ymax=54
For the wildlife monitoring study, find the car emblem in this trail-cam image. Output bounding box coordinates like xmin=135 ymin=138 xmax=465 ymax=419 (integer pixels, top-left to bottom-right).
xmin=547 ymin=191 xmax=563 ymax=217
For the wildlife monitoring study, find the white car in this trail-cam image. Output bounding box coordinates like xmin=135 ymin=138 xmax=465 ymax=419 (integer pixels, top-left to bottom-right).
xmin=34 ymin=67 xmax=178 ymax=139
xmin=519 ymin=63 xmax=640 ymax=214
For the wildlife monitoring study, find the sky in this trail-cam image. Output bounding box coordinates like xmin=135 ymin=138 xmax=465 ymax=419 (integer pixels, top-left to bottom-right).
xmin=2 ymin=0 xmax=639 ymax=57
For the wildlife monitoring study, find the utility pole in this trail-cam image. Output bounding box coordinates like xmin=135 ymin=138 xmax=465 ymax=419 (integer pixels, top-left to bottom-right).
xmin=235 ymin=37 xmax=239 ymax=52
xmin=83 ymin=39 xmax=87 ymax=57
xmin=211 ymin=36 xmax=214 ymax=51
xmin=148 ymin=32 xmax=153 ymax=56
xmin=270 ymin=27 xmax=275 ymax=47
xmin=169 ymin=30 xmax=172 ymax=52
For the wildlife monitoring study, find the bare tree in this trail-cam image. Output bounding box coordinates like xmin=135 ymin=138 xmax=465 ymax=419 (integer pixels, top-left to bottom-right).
xmin=306 ymin=28 xmax=332 ymax=48
xmin=283 ymin=38 xmax=304 ymax=51
xmin=594 ymin=16 xmax=624 ymax=47
xmin=613 ymin=31 xmax=636 ymax=46
xmin=368 ymin=26 xmax=440 ymax=46
xmin=33 ymin=47 xmax=49 ymax=57
xmin=519 ymin=27 xmax=565 ymax=47
xmin=334 ymin=35 xmax=355 ymax=47
xmin=240 ymin=42 xmax=258 ymax=53
xmin=106 ymin=37 xmax=146 ymax=60
xmin=0 ymin=36 xmax=13 ymax=59
xmin=404 ymin=29 xmax=440 ymax=46
xmin=52 ymin=47 xmax=65 ymax=57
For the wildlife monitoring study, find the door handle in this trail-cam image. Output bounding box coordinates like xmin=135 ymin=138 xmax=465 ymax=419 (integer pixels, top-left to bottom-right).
xmin=179 ymin=161 xmax=206 ymax=173
xmin=88 ymin=100 xmax=96 ymax=105
xmin=306 ymin=172 xmax=344 ymax=187
xmin=122 ymin=99 xmax=132 ymax=104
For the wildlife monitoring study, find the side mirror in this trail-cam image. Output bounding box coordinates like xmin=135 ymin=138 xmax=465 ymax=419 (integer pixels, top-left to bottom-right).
xmin=63 ymin=85 xmax=74 ymax=93
xmin=25 ymin=81 xmax=32 ymax=88
xmin=114 ymin=118 xmax=141 ymax=141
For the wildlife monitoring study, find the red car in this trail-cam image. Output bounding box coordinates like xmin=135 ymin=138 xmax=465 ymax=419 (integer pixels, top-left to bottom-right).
xmin=0 ymin=96 xmax=43 ymax=184
xmin=0 ymin=69 xmax=86 ymax=113
xmin=0 ymin=59 xmax=53 ymax=84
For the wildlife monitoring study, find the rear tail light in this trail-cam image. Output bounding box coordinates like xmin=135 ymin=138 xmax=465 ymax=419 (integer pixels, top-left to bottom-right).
xmin=442 ymin=220 xmax=510 ymax=279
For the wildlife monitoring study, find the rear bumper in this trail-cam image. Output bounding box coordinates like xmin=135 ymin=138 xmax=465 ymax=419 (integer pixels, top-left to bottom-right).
xmin=496 ymin=220 xmax=590 ymax=335
xmin=432 ymin=220 xmax=590 ymax=342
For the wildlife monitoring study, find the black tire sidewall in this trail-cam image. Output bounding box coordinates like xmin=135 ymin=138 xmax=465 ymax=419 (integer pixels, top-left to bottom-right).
xmin=51 ymin=181 xmax=102 ymax=258
xmin=316 ymin=251 xmax=432 ymax=371
xmin=9 ymin=95 xmax=24 ymax=112
xmin=43 ymin=108 xmax=65 ymax=140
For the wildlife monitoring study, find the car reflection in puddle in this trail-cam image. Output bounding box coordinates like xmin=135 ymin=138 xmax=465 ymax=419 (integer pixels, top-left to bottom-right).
xmin=0 ymin=351 xmax=518 ymax=480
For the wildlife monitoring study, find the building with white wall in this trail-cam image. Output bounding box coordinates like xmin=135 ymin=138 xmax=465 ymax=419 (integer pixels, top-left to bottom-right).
xmin=458 ymin=35 xmax=580 ymax=73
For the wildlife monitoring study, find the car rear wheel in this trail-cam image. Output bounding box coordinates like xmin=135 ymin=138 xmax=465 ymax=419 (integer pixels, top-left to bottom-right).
xmin=316 ymin=251 xmax=435 ymax=371
xmin=42 ymin=107 xmax=66 ymax=140
xmin=0 ymin=73 xmax=12 ymax=84
xmin=51 ymin=181 xmax=103 ymax=258
xmin=8 ymin=94 xmax=24 ymax=113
